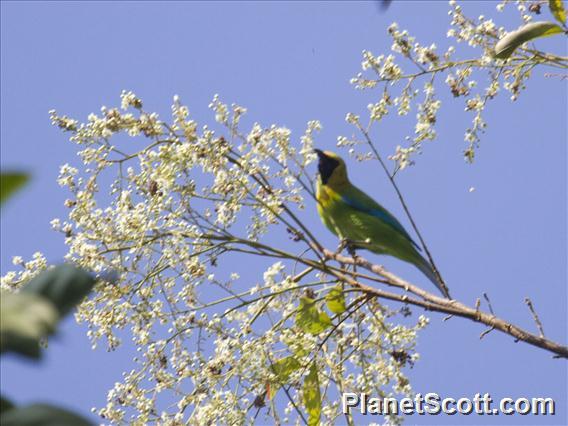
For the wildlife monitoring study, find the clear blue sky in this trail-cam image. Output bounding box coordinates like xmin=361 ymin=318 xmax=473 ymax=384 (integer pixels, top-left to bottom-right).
xmin=1 ymin=1 xmax=566 ymax=425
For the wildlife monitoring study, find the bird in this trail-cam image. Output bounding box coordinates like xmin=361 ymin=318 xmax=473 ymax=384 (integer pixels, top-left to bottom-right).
xmin=314 ymin=149 xmax=450 ymax=298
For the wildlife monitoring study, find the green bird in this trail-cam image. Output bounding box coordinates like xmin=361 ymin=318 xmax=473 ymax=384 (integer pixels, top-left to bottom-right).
xmin=314 ymin=149 xmax=450 ymax=298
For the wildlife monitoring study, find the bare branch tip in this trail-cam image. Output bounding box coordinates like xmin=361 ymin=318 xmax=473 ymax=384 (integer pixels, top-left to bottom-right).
xmin=524 ymin=297 xmax=545 ymax=338
xmin=479 ymin=326 xmax=495 ymax=340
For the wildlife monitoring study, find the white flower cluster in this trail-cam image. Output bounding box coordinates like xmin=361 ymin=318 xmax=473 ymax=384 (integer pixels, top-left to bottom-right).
xmin=1 ymin=252 xmax=48 ymax=292
xmin=0 ymin=91 xmax=437 ymax=424
xmin=342 ymin=0 xmax=558 ymax=166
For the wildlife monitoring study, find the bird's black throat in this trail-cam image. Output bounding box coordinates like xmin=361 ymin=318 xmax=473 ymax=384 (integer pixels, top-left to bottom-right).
xmin=316 ymin=152 xmax=340 ymax=185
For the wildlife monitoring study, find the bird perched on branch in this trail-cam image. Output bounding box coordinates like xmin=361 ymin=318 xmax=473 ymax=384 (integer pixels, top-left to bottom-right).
xmin=314 ymin=149 xmax=450 ymax=298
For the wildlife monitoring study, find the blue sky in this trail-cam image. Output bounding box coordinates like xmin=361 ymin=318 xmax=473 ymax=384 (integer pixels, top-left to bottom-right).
xmin=1 ymin=1 xmax=566 ymax=424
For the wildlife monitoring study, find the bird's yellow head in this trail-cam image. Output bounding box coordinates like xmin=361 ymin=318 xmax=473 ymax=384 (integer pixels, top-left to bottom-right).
xmin=314 ymin=149 xmax=348 ymax=186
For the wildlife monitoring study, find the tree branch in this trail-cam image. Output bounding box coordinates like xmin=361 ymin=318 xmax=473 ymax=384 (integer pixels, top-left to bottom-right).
xmin=319 ymin=248 xmax=568 ymax=359
xmin=189 ymin=231 xmax=568 ymax=358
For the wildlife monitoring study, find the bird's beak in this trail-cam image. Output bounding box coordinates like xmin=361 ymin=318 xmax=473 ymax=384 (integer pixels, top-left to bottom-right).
xmin=313 ymin=149 xmax=324 ymax=159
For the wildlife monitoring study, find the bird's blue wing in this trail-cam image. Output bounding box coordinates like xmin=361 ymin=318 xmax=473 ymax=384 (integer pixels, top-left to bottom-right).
xmin=339 ymin=187 xmax=421 ymax=250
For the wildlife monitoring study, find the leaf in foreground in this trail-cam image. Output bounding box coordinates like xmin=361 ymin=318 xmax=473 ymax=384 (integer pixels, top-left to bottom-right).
xmin=0 ymin=396 xmax=15 ymax=415
xmin=0 ymin=172 xmax=29 ymax=206
xmin=21 ymin=264 xmax=96 ymax=317
xmin=0 ymin=403 xmax=93 ymax=426
xmin=0 ymin=292 xmax=58 ymax=358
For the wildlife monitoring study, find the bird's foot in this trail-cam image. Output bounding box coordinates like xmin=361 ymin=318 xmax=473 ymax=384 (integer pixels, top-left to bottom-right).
xmin=336 ymin=238 xmax=359 ymax=259
xmin=335 ymin=238 xmax=349 ymax=255
xmin=346 ymin=244 xmax=358 ymax=259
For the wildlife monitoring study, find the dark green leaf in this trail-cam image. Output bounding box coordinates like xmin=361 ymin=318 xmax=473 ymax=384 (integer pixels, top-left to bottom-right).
xmin=549 ymin=0 xmax=566 ymax=25
xmin=0 ymin=292 xmax=58 ymax=358
xmin=303 ymin=363 xmax=321 ymax=426
xmin=0 ymin=403 xmax=93 ymax=426
xmin=295 ymin=297 xmax=332 ymax=335
xmin=494 ymin=21 xmax=564 ymax=59
xmin=325 ymin=286 xmax=346 ymax=314
xmin=1 ymin=396 xmax=15 ymax=415
xmin=0 ymin=332 xmax=42 ymax=359
xmin=21 ymin=265 xmax=96 ymax=317
xmin=0 ymin=173 xmax=29 ymax=205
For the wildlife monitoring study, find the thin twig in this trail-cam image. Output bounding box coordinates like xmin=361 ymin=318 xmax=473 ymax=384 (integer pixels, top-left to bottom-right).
xmin=525 ymin=297 xmax=545 ymax=338
xmin=480 ymin=327 xmax=495 ymax=340
xmin=483 ymin=292 xmax=495 ymax=316
xmin=354 ymin=123 xmax=451 ymax=298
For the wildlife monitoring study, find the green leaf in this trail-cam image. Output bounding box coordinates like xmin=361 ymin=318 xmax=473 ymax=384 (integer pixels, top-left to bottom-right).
xmin=269 ymin=356 xmax=301 ymax=399
xmin=303 ymin=363 xmax=321 ymax=426
xmin=0 ymin=292 xmax=58 ymax=358
xmin=272 ymin=356 xmax=301 ymax=383
xmin=494 ymin=21 xmax=565 ymax=59
xmin=325 ymin=286 xmax=346 ymax=314
xmin=0 ymin=172 xmax=29 ymax=206
xmin=0 ymin=403 xmax=93 ymax=426
xmin=293 ymin=346 xmax=310 ymax=358
xmin=0 ymin=396 xmax=15 ymax=415
xmin=21 ymin=265 xmax=96 ymax=317
xmin=295 ymin=297 xmax=332 ymax=335
xmin=549 ymin=0 xmax=566 ymax=25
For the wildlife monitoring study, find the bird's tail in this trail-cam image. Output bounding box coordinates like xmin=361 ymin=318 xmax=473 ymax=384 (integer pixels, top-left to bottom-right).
xmin=414 ymin=256 xmax=451 ymax=299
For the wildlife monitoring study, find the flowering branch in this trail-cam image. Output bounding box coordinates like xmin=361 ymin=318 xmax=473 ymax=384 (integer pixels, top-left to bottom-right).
xmin=2 ymin=2 xmax=566 ymax=424
xmin=340 ymin=0 xmax=567 ymax=166
xmin=318 ymin=249 xmax=567 ymax=359
xmin=188 ymin=231 xmax=567 ymax=357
